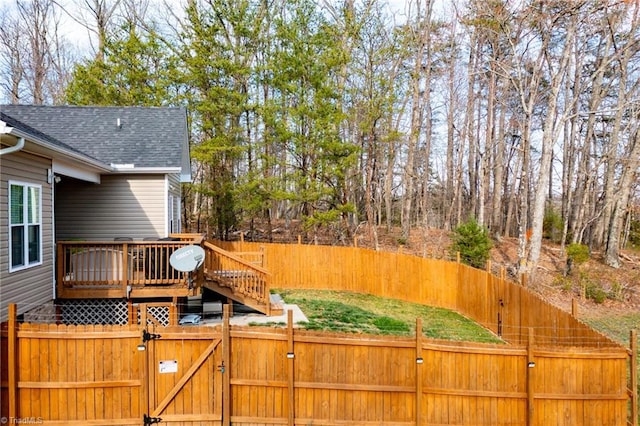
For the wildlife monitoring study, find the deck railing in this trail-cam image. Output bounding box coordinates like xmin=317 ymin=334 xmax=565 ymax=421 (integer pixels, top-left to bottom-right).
xmin=56 ymin=234 xmax=205 ymax=299
xmin=202 ymin=241 xmax=271 ymax=314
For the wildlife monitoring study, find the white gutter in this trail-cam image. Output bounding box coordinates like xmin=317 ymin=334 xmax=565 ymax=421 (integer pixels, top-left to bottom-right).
xmin=0 ymin=122 xmax=25 ymax=155
xmin=110 ymin=165 xmax=182 ymax=174
xmin=0 ymin=136 xmax=24 ymax=155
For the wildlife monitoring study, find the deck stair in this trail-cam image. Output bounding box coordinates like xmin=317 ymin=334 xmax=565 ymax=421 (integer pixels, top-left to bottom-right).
xmin=202 ymin=241 xmax=281 ymax=316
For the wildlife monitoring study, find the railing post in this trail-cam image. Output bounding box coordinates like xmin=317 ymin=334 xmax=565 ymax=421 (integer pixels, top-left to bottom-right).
xmin=8 ymin=303 xmax=17 ymax=420
xmin=631 ymin=329 xmax=638 ymax=426
xmin=122 ymin=242 xmax=129 ymax=297
xmin=571 ymin=298 xmax=578 ymax=318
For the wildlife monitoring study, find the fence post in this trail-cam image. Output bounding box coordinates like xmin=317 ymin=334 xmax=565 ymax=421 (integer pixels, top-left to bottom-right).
xmin=571 ymin=299 xmax=578 ymax=318
xmin=526 ymin=328 xmax=535 ymax=426
xmin=631 ymin=329 xmax=638 ymax=426
xmin=222 ymin=304 xmax=231 ymax=426
xmin=287 ymin=310 xmax=295 ymax=426
xmin=170 ymin=297 xmax=178 ymax=326
xmin=416 ymin=318 xmax=423 ymax=426
xmin=8 ymin=303 xmax=17 ymax=420
xmin=139 ymin=313 xmax=150 ymax=418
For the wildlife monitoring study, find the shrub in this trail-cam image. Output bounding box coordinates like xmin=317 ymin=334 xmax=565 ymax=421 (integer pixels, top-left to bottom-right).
xmin=543 ymin=206 xmax=563 ymax=243
xmin=584 ymin=281 xmax=607 ymax=304
xmin=608 ymin=282 xmax=624 ymax=301
xmin=450 ymin=218 xmax=493 ymax=269
xmin=553 ymin=276 xmax=573 ymax=292
xmin=566 ymin=243 xmax=590 ymax=264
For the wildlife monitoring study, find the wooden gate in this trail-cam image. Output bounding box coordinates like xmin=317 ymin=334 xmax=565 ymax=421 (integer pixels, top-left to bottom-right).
xmin=1 ymin=303 xmax=224 ymax=426
xmin=142 ymin=326 xmax=223 ymax=425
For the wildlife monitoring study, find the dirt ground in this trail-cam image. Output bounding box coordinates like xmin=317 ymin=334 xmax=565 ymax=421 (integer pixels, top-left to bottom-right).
xmin=237 ymin=221 xmax=640 ymax=318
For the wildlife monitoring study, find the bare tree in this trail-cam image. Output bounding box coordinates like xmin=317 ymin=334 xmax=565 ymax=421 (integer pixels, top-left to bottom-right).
xmin=527 ymin=5 xmax=578 ymax=271
xmin=54 ymin=0 xmax=123 ymax=60
xmin=0 ymin=7 xmax=27 ymax=103
xmin=0 ymin=0 xmax=74 ymax=104
xmin=401 ymin=0 xmax=433 ymax=240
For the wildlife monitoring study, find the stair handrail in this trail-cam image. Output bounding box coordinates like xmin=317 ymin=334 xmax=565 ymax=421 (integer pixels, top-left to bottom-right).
xmin=203 ymin=241 xmax=271 ymax=276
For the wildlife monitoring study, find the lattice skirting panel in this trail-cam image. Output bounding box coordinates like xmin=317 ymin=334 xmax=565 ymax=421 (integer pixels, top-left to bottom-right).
xmin=58 ymin=299 xmax=129 ymax=325
xmin=135 ymin=304 xmax=171 ymax=327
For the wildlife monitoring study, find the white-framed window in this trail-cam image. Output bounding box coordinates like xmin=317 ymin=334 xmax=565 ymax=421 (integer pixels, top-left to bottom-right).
xmin=168 ymin=194 xmax=182 ymax=233
xmin=9 ymin=181 xmax=42 ymax=271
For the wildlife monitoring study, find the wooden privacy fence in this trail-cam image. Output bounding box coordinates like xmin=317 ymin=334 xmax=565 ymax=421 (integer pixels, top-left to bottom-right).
xmin=0 ymin=306 xmax=635 ymax=426
xmin=212 ymin=240 xmax=622 ymax=348
xmin=1 ymin=241 xmax=637 ymax=425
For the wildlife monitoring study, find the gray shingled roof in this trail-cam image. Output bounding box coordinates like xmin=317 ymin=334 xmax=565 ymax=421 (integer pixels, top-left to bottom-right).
xmin=0 ymin=105 xmax=188 ymax=169
xmin=1 ymin=111 xmax=101 ymax=161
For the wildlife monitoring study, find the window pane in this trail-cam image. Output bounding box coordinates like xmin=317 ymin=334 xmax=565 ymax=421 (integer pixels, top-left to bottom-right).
xmin=11 ymin=226 xmax=24 ymax=267
xmin=10 ymin=184 xmax=23 ymax=224
xmin=28 ymin=186 xmax=40 ymax=223
xmin=28 ymin=225 xmax=40 ymax=263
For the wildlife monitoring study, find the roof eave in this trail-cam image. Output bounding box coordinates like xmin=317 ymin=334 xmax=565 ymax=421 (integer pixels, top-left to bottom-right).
xmin=10 ymin=127 xmax=112 ymax=173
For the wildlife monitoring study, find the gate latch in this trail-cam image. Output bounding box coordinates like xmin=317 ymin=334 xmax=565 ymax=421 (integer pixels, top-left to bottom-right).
xmin=142 ymin=330 xmax=162 ymax=343
xmin=144 ymin=414 xmax=162 ymax=425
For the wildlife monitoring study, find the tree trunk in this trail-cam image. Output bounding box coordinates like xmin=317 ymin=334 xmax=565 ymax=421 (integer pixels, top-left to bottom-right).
xmin=527 ymin=20 xmax=576 ymax=269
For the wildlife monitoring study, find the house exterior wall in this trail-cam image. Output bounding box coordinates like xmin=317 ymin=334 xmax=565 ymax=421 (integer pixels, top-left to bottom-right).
xmin=0 ymin=151 xmax=54 ymax=321
xmin=55 ymin=174 xmax=171 ymax=241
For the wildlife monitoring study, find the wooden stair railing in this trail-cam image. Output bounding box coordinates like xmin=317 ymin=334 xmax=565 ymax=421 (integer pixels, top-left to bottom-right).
xmin=202 ymin=241 xmax=273 ymax=316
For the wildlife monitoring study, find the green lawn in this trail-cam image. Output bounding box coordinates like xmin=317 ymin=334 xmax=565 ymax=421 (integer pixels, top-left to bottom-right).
xmin=582 ymin=313 xmax=640 ymax=345
xmin=271 ymin=289 xmax=503 ymax=344
xmin=582 ymin=312 xmax=639 ymax=421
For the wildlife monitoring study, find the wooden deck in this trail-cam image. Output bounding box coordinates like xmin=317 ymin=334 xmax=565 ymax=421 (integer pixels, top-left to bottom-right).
xmin=55 ymin=234 xmax=280 ymax=315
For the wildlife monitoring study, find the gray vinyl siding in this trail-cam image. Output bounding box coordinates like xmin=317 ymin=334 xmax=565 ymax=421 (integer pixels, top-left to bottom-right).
xmin=0 ymin=151 xmax=54 ymax=322
xmin=55 ymin=174 xmax=168 ymax=241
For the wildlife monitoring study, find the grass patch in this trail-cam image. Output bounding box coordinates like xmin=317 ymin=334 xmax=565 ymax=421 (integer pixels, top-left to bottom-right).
xmin=274 ymin=289 xmax=503 ymax=343
xmin=582 ymin=313 xmax=640 ymax=344
xmin=583 ymin=313 xmax=639 ymax=423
